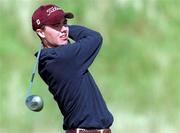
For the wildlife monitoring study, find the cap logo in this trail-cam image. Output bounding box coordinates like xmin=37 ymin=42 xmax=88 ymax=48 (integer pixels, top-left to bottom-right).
xmin=36 ymin=19 xmax=41 ymax=25
xmin=47 ymin=6 xmax=61 ymax=16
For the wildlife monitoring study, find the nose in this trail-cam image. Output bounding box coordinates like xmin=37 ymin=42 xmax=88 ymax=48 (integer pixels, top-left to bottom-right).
xmin=60 ymin=25 xmax=67 ymax=32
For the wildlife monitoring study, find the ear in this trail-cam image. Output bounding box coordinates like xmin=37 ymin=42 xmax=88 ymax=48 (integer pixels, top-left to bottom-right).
xmin=36 ymin=29 xmax=45 ymax=38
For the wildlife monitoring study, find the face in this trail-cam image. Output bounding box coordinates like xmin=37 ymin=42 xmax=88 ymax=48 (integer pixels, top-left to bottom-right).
xmin=38 ymin=19 xmax=69 ymax=48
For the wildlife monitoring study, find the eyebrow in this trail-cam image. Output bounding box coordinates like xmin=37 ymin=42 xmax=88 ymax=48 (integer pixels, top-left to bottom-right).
xmin=52 ymin=19 xmax=67 ymax=26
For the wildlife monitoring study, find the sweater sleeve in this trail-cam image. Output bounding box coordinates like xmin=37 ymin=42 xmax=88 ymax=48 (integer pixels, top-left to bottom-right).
xmin=54 ymin=25 xmax=103 ymax=73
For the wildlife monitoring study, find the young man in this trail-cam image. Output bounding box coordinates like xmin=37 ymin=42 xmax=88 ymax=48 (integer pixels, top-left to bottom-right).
xmin=32 ymin=4 xmax=113 ymax=133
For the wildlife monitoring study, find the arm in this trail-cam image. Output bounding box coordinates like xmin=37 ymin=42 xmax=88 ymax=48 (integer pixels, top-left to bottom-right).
xmin=69 ymin=25 xmax=103 ymax=70
xmin=68 ymin=25 xmax=102 ymax=42
xmin=54 ymin=25 xmax=103 ymax=73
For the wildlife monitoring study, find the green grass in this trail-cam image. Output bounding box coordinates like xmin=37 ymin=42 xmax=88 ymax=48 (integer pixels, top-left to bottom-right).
xmin=0 ymin=0 xmax=180 ymax=132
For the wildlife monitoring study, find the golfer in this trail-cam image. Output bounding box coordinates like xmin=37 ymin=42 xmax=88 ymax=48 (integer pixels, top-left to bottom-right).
xmin=31 ymin=4 xmax=113 ymax=133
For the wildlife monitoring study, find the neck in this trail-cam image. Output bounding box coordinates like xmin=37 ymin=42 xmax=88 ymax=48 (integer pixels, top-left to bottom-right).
xmin=41 ymin=39 xmax=53 ymax=48
xmin=41 ymin=39 xmax=70 ymax=48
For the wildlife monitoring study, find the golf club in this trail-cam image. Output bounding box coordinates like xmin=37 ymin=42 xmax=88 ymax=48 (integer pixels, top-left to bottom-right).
xmin=25 ymin=45 xmax=44 ymax=112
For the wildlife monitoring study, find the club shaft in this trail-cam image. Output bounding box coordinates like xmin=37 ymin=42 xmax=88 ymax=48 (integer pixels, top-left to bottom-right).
xmin=26 ymin=45 xmax=42 ymax=98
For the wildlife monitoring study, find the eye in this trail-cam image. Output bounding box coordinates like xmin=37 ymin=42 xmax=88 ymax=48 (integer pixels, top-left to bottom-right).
xmin=53 ymin=24 xmax=60 ymax=28
xmin=50 ymin=23 xmax=62 ymax=29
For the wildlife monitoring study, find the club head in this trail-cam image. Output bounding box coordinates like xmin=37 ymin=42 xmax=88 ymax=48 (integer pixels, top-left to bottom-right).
xmin=25 ymin=95 xmax=44 ymax=112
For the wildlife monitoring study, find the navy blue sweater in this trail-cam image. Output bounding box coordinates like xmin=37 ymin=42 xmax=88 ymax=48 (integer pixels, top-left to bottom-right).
xmin=37 ymin=25 xmax=113 ymax=130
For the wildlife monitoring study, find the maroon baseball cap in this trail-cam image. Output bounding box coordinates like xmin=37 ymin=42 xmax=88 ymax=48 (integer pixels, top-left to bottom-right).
xmin=32 ymin=4 xmax=74 ymax=31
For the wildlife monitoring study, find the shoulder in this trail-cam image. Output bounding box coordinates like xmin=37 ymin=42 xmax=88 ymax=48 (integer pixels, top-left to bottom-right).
xmin=39 ymin=48 xmax=58 ymax=62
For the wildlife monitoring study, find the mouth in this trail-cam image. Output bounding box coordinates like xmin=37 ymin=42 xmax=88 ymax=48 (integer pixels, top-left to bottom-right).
xmin=59 ymin=33 xmax=68 ymax=39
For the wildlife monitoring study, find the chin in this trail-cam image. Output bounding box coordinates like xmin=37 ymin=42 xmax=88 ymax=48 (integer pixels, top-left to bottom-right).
xmin=62 ymin=40 xmax=68 ymax=45
xmin=57 ymin=42 xmax=67 ymax=46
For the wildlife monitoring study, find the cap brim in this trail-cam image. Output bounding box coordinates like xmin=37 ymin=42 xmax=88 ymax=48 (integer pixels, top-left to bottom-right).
xmin=64 ymin=12 xmax=74 ymax=19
